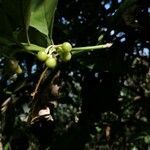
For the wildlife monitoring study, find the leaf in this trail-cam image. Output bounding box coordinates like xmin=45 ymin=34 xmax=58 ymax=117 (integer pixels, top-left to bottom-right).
xmin=0 ymin=0 xmax=58 ymax=46
xmin=2 ymin=0 xmax=22 ymax=29
xmin=95 ymin=126 xmax=102 ymax=133
xmin=29 ymin=0 xmax=58 ymax=40
xmin=0 ymin=8 xmax=13 ymax=40
xmin=110 ymin=0 xmax=138 ymax=23
xmin=0 ymin=0 xmax=32 ymax=43
xmin=21 ymin=0 xmax=32 ymax=44
xmin=4 ymin=142 xmax=10 ymax=150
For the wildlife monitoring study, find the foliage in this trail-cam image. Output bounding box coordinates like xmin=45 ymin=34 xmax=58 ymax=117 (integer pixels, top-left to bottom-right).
xmin=0 ymin=0 xmax=150 ymax=149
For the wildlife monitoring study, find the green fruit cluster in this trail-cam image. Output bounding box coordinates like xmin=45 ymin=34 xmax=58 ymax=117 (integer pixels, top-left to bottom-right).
xmin=57 ymin=42 xmax=72 ymax=62
xmin=37 ymin=50 xmax=57 ymax=69
xmin=37 ymin=42 xmax=72 ymax=69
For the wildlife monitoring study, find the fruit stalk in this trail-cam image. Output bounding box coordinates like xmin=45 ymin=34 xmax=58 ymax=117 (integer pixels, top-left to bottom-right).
xmin=22 ymin=43 xmax=45 ymax=52
xmin=72 ymin=43 xmax=112 ymax=54
xmin=22 ymin=42 xmax=112 ymax=55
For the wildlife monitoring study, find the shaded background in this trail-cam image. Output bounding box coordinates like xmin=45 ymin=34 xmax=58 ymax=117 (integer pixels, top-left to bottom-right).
xmin=0 ymin=0 xmax=150 ymax=149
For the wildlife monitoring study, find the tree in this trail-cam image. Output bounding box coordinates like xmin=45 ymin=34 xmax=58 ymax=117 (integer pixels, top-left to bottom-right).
xmin=0 ymin=0 xmax=150 ymax=149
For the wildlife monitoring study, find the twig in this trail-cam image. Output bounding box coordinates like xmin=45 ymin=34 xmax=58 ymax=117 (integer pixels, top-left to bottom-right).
xmin=31 ymin=67 xmax=48 ymax=100
xmin=28 ymin=69 xmax=61 ymax=123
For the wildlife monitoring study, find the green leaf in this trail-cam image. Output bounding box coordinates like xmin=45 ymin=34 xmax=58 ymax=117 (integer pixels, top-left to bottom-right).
xmin=0 ymin=0 xmax=32 ymax=43
xmin=95 ymin=126 xmax=102 ymax=133
xmin=22 ymin=0 xmax=32 ymax=44
xmin=110 ymin=0 xmax=138 ymax=23
xmin=0 ymin=0 xmax=58 ymax=47
xmin=144 ymin=135 xmax=150 ymax=144
xmin=0 ymin=8 xmax=13 ymax=40
xmin=4 ymin=142 xmax=9 ymax=150
xmin=29 ymin=0 xmax=58 ymax=40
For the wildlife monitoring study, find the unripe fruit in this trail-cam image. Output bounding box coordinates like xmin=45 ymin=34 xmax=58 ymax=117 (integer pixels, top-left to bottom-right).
xmin=45 ymin=57 xmax=57 ymax=68
xmin=9 ymin=59 xmax=18 ymax=71
xmin=37 ymin=51 xmax=48 ymax=61
xmin=16 ymin=66 xmax=22 ymax=74
xmin=5 ymin=59 xmax=22 ymax=76
xmin=8 ymin=59 xmax=22 ymax=73
xmin=61 ymin=52 xmax=72 ymax=62
xmin=62 ymin=42 xmax=72 ymax=52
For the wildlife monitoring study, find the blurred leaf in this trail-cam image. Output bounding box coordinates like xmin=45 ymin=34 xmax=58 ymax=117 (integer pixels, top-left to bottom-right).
xmin=21 ymin=0 xmax=32 ymax=44
xmin=4 ymin=142 xmax=9 ymax=150
xmin=144 ymin=135 xmax=150 ymax=144
xmin=110 ymin=0 xmax=138 ymax=23
xmin=132 ymin=146 xmax=138 ymax=150
xmin=97 ymin=34 xmax=104 ymax=44
xmin=0 ymin=8 xmax=13 ymax=40
xmin=95 ymin=126 xmax=102 ymax=133
xmin=0 ymin=37 xmax=14 ymax=46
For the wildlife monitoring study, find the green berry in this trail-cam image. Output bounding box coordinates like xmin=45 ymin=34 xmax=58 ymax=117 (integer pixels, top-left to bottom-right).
xmin=6 ymin=59 xmax=22 ymax=74
xmin=61 ymin=52 xmax=72 ymax=62
xmin=9 ymin=59 xmax=18 ymax=71
xmin=16 ymin=66 xmax=22 ymax=74
xmin=37 ymin=51 xmax=48 ymax=61
xmin=45 ymin=57 xmax=57 ymax=68
xmin=62 ymin=42 xmax=72 ymax=52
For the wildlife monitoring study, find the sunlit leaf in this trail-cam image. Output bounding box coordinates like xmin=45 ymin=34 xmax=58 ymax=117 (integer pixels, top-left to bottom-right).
xmin=29 ymin=0 xmax=58 ymax=40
